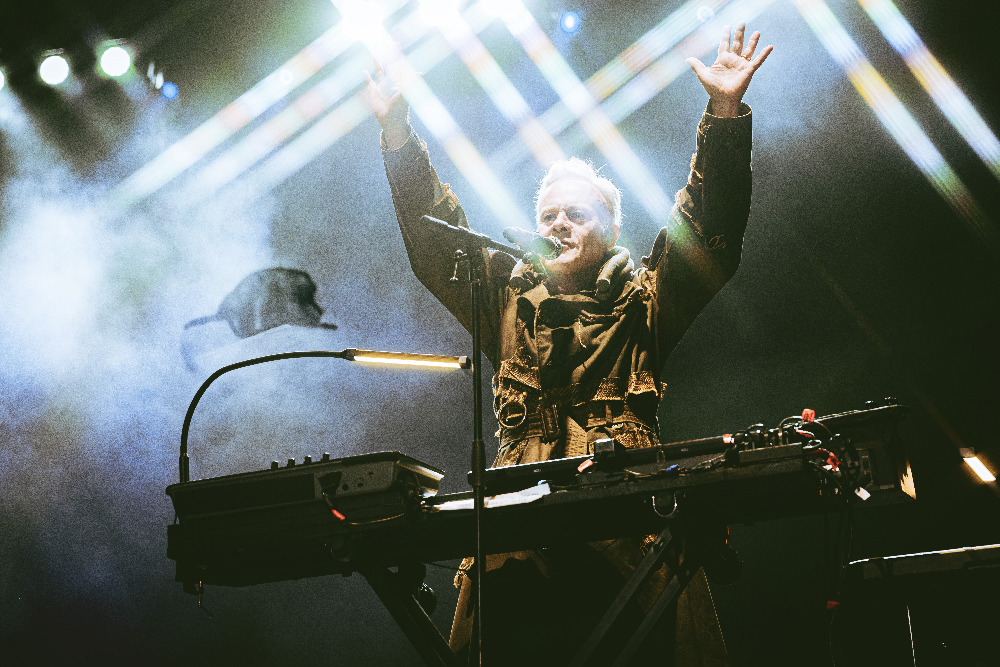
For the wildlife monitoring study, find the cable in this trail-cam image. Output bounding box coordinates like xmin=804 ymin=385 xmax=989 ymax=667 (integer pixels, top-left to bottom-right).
xmin=808 ymin=460 xmax=854 ymax=667
xmin=679 ymin=453 xmax=726 ymax=475
xmin=809 ymin=420 xmax=837 ymax=442
xmin=178 ymin=349 xmax=352 ymax=483
xmin=345 ymin=513 xmax=407 ymax=526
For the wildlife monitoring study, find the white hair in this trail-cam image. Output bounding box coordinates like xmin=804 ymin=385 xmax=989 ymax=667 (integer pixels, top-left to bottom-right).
xmin=535 ymin=158 xmax=622 ymax=230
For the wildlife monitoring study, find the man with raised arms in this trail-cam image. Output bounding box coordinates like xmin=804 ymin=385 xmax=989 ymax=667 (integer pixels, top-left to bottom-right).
xmin=366 ymin=22 xmax=772 ymax=666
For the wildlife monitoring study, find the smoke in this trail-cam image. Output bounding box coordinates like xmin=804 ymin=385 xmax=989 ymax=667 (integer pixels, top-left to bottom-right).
xmin=0 ymin=87 xmax=285 ymax=619
xmin=0 ymin=88 xmax=477 ymax=661
xmin=0 ymin=121 xmax=273 ymax=407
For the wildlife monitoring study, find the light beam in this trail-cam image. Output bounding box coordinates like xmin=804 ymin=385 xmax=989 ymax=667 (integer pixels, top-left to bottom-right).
xmin=495 ymin=0 xmax=674 ymax=224
xmin=330 ymin=0 xmax=531 ymax=227
xmin=426 ymin=0 xmax=565 ymax=168
xmin=179 ymin=0 xmax=475 ymax=208
xmin=792 ymin=0 xmax=996 ymax=252
xmin=858 ymin=0 xmax=1000 ymax=181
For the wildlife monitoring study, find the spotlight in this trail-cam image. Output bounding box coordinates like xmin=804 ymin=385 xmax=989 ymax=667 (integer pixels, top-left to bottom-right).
xmin=483 ymin=0 xmax=519 ymax=21
xmin=100 ymin=46 xmax=131 ymax=77
xmin=418 ymin=0 xmax=461 ymax=26
xmin=161 ymin=81 xmax=179 ymax=99
xmin=0 ymin=69 xmax=5 ymax=92
xmin=559 ymin=10 xmax=581 ymax=34
xmin=39 ymin=54 xmax=70 ymax=86
xmin=338 ymin=0 xmax=386 ymax=47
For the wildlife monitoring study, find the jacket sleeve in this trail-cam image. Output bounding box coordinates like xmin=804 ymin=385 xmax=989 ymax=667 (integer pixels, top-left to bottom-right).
xmin=381 ymin=129 xmax=513 ymax=366
xmin=642 ymin=102 xmax=753 ymax=368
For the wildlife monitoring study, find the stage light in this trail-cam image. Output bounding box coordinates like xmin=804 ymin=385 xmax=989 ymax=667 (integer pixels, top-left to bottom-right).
xmin=497 ymin=0 xmax=674 ymax=224
xmin=418 ymin=0 xmax=461 ymax=25
xmin=424 ymin=1 xmax=565 ymax=168
xmin=792 ymin=0 xmax=989 ymax=246
xmin=482 ymin=0 xmax=519 ymax=21
xmin=488 ymin=0 xmax=764 ymax=174
xmin=559 ymin=10 xmax=581 ymax=34
xmin=0 ymin=69 xmax=5 ymax=92
xmin=858 ymin=0 xmax=1000 ymax=180
xmin=100 ymin=46 xmax=131 ymax=77
xmin=107 ymin=12 xmax=370 ymax=214
xmin=39 ymin=54 xmax=70 ymax=85
xmin=337 ymin=0 xmax=387 ymax=51
xmin=963 ymin=455 xmax=996 ymax=483
xmin=161 ymin=82 xmax=179 ymax=99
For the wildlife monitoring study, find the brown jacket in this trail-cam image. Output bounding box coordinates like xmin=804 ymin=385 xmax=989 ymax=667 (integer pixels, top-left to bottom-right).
xmin=382 ymin=105 xmax=752 ymax=666
xmin=383 ymin=103 xmax=752 ymax=461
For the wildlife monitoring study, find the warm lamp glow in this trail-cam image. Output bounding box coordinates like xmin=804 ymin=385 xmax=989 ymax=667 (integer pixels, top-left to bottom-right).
xmin=964 ymin=456 xmax=996 ymax=483
xmin=354 ymin=356 xmax=464 ymax=369
xmin=346 ymin=348 xmax=471 ymax=370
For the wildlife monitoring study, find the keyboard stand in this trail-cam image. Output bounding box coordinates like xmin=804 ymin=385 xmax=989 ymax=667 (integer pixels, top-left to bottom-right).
xmin=360 ymin=564 xmax=461 ymax=667
xmin=569 ymin=522 xmax=699 ymax=667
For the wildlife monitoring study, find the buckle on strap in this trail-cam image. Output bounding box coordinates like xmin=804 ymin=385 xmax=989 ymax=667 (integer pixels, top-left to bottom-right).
xmin=540 ymin=404 xmax=562 ymax=442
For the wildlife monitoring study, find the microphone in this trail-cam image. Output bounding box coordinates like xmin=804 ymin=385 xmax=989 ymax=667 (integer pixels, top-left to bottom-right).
xmin=502 ymin=228 xmax=562 ymax=257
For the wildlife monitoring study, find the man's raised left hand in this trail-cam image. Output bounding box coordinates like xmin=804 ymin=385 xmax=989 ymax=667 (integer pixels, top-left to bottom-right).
xmin=686 ymin=22 xmax=773 ymax=118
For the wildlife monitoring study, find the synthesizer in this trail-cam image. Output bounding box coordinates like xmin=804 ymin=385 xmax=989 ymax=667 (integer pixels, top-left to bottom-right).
xmin=166 ymin=404 xmax=911 ymax=590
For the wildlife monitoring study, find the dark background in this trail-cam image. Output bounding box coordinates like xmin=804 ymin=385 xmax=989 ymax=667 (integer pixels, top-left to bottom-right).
xmin=1 ymin=0 xmax=997 ymax=665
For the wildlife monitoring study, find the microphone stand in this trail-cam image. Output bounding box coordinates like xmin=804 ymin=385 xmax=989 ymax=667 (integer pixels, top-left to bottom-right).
xmin=452 ymin=247 xmax=487 ymax=666
xmin=427 ymin=216 xmax=540 ymax=667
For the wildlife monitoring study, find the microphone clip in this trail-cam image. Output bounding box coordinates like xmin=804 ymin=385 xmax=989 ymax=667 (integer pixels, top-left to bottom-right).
xmin=449 ymin=249 xmax=470 ymax=285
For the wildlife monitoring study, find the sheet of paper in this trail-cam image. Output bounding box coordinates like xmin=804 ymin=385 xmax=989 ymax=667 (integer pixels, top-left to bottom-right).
xmin=431 ymin=482 xmax=551 ymax=511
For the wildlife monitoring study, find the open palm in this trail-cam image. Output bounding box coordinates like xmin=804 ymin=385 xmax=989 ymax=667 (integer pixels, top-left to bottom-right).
xmin=686 ymin=23 xmax=773 ymax=117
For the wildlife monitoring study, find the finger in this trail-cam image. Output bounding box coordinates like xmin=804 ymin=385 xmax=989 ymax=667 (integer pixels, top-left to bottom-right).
xmin=363 ymin=71 xmax=379 ymax=112
xmin=364 ymin=70 xmax=385 ymax=100
xmin=719 ymin=25 xmax=731 ymax=55
xmin=733 ymin=22 xmax=746 ymax=57
xmin=748 ymin=44 xmax=773 ymax=72
xmin=685 ymin=56 xmax=710 ymax=78
xmin=374 ymin=59 xmax=385 ymax=80
xmin=743 ymin=31 xmax=760 ymax=59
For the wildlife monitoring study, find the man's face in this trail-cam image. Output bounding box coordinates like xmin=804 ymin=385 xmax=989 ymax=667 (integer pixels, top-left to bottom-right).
xmin=536 ymin=179 xmax=619 ymax=278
